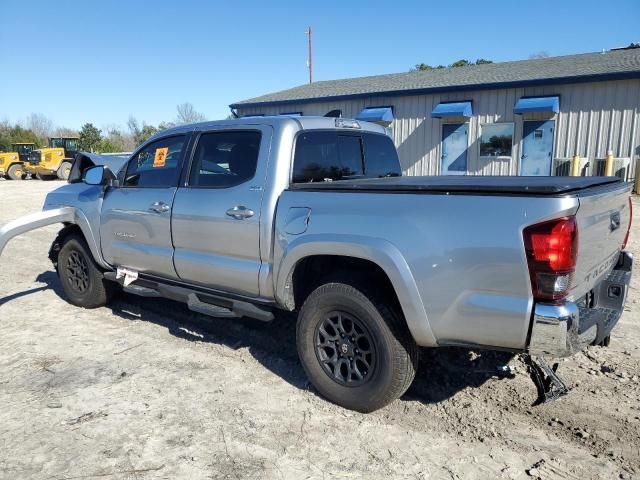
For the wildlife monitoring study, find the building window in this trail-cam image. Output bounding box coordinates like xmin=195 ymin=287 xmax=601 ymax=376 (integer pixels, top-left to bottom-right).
xmin=479 ymin=123 xmax=514 ymax=157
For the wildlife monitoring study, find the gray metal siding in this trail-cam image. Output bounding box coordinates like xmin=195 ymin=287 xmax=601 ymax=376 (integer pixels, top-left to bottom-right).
xmin=236 ymin=79 xmax=640 ymax=177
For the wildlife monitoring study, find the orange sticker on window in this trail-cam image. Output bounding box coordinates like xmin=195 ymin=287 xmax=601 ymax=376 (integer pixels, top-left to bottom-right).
xmin=153 ymin=147 xmax=169 ymax=168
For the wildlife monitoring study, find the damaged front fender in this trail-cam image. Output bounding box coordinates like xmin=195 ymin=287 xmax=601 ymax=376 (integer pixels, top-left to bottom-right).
xmin=0 ymin=207 xmax=76 ymax=258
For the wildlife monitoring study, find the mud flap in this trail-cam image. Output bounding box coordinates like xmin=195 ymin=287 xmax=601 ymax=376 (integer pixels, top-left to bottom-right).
xmin=0 ymin=207 xmax=75 ymax=258
xmin=525 ymin=355 xmax=570 ymax=405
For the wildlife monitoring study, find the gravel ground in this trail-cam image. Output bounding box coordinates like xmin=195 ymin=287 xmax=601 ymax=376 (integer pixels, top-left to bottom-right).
xmin=0 ymin=180 xmax=638 ymax=480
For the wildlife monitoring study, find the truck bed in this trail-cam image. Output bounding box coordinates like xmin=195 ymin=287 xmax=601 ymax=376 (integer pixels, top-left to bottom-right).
xmin=289 ymin=175 xmax=622 ymax=196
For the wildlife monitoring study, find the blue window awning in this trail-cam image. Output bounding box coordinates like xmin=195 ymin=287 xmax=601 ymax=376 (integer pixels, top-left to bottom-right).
xmin=513 ymin=96 xmax=559 ymax=114
xmin=431 ymin=101 xmax=473 ymax=118
xmin=356 ymin=107 xmax=394 ymax=127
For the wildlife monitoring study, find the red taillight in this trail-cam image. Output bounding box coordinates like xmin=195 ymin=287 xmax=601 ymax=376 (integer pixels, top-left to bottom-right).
xmin=622 ymin=196 xmax=632 ymax=249
xmin=523 ymin=216 xmax=578 ymax=302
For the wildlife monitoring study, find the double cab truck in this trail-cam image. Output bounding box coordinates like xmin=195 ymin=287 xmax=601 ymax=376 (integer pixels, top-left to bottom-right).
xmin=0 ymin=116 xmax=633 ymax=412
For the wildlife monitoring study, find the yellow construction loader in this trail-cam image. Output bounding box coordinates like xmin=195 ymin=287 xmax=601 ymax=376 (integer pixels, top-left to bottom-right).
xmin=0 ymin=143 xmax=37 ymax=180
xmin=28 ymin=137 xmax=80 ymax=180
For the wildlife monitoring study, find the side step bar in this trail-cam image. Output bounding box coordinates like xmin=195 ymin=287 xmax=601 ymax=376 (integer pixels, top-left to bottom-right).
xmin=104 ymin=272 xmax=274 ymax=322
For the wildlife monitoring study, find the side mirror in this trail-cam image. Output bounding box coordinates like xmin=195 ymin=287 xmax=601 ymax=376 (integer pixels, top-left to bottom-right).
xmin=83 ymin=165 xmax=117 ymax=186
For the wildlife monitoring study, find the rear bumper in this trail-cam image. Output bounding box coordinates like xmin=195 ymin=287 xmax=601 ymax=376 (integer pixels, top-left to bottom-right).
xmin=528 ymin=251 xmax=633 ymax=357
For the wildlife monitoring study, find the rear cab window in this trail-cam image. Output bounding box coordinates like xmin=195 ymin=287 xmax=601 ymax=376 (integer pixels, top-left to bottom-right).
xmin=292 ymin=131 xmax=400 ymax=183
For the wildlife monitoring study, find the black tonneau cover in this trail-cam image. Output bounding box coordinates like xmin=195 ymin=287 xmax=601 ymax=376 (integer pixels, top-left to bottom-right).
xmin=289 ymin=176 xmax=623 ymax=196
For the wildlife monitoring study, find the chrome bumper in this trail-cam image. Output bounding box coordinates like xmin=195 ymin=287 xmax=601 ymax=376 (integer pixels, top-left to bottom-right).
xmin=528 ymin=251 xmax=633 ymax=357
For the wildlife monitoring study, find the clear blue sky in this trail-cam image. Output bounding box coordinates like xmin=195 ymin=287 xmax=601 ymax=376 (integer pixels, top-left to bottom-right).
xmin=2 ymin=0 xmax=638 ymax=130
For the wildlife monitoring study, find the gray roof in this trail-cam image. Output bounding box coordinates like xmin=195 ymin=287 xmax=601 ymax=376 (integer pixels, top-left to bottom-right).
xmin=230 ymin=49 xmax=640 ymax=108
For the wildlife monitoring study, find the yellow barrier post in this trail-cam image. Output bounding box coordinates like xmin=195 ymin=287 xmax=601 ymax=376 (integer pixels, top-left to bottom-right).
xmin=571 ymin=154 xmax=581 ymax=176
xmin=604 ymin=150 xmax=614 ymax=176
xmin=635 ymin=158 xmax=640 ymax=194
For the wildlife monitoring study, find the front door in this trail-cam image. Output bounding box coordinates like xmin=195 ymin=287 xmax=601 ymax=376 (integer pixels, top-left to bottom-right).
xmin=441 ymin=123 xmax=468 ymax=175
xmin=521 ymin=120 xmax=554 ymax=176
xmin=171 ymin=126 xmax=272 ymax=297
xmin=99 ymin=134 xmax=188 ymax=279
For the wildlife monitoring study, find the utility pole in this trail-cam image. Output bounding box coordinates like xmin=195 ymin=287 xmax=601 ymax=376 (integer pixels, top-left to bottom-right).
xmin=306 ymin=26 xmax=313 ymax=83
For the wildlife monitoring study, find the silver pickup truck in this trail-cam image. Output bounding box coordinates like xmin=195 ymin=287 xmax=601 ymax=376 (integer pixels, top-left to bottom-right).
xmin=0 ymin=116 xmax=633 ymax=412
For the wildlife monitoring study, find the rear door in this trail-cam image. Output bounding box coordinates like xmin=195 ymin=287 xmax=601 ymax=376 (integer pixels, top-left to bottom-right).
xmin=171 ymin=126 xmax=272 ymax=296
xmin=99 ymin=134 xmax=188 ymax=279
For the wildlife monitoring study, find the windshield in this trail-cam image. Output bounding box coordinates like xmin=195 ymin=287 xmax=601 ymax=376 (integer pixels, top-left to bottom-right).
xmin=13 ymin=144 xmax=35 ymax=155
xmin=50 ymin=138 xmax=79 ymax=151
xmin=65 ymin=139 xmax=79 ymax=151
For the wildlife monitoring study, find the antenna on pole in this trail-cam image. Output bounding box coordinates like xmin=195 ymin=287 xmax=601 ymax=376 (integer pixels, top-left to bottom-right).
xmin=305 ymin=26 xmax=313 ymax=83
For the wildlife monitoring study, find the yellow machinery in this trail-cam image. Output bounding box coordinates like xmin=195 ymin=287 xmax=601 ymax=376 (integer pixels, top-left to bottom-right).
xmin=28 ymin=137 xmax=80 ymax=180
xmin=0 ymin=143 xmax=37 ymax=180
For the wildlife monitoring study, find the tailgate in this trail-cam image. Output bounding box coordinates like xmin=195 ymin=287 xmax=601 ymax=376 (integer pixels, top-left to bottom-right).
xmin=571 ymin=182 xmax=632 ymax=300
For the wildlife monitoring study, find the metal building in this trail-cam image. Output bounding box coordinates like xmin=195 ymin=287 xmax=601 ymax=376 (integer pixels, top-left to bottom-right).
xmin=230 ymin=48 xmax=640 ymax=180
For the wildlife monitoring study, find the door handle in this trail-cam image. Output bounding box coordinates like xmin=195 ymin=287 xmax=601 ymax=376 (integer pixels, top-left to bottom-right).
xmin=226 ymin=205 xmax=255 ymax=220
xmin=149 ymin=201 xmax=170 ymax=214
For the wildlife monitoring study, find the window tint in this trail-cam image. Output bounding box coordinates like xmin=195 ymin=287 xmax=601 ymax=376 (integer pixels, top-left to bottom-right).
xmin=189 ymin=130 xmax=261 ymax=188
xmin=363 ymin=133 xmax=401 ymax=177
xmin=292 ymin=132 xmax=364 ymax=183
xmin=292 ymin=131 xmax=400 ymax=183
xmin=124 ymin=135 xmax=185 ymax=187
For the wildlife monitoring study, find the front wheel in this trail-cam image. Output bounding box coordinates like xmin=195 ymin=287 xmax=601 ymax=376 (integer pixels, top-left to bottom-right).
xmin=57 ymin=234 xmax=115 ymax=308
xmin=7 ymin=164 xmax=24 ymax=180
xmin=57 ymin=161 xmax=72 ymax=180
xmin=296 ymin=281 xmax=418 ymax=412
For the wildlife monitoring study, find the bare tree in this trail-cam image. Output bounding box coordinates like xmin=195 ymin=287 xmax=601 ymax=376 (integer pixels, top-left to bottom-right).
xmin=175 ymin=102 xmax=206 ymax=124
xmin=53 ymin=127 xmax=79 ymax=137
xmin=127 ymin=115 xmax=141 ymax=138
xmin=25 ymin=113 xmax=54 ymax=140
xmin=529 ymin=51 xmax=550 ymax=59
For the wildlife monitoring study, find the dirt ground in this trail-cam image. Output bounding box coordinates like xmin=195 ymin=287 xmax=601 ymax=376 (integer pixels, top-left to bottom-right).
xmin=0 ymin=180 xmax=638 ymax=480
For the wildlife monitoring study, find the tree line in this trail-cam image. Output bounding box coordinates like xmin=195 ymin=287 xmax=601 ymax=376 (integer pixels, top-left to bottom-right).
xmin=412 ymin=58 xmax=493 ymax=71
xmin=0 ymin=102 xmax=206 ymax=154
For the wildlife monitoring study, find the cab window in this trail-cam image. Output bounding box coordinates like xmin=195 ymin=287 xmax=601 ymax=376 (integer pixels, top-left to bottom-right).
xmin=124 ymin=135 xmax=185 ymax=187
xmin=188 ymin=130 xmax=261 ymax=188
xmin=292 ymin=131 xmax=400 ymax=183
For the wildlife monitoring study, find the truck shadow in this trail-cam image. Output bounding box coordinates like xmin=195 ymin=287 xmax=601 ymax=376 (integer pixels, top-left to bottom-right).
xmin=30 ymin=271 xmax=515 ymax=405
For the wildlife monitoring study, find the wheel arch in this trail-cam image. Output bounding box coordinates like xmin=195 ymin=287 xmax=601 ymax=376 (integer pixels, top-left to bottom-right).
xmin=275 ymin=235 xmax=437 ymax=347
xmin=48 ymin=209 xmax=109 ymax=270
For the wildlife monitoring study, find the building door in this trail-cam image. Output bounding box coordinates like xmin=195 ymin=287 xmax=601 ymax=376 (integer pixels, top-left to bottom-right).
xmin=441 ymin=123 xmax=468 ymax=175
xmin=521 ymin=120 xmax=554 ymax=176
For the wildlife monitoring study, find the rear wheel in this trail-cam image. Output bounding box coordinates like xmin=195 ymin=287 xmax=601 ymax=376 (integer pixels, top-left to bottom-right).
xmin=57 ymin=234 xmax=115 ymax=308
xmin=7 ymin=164 xmax=24 ymax=180
xmin=296 ymin=281 xmax=418 ymax=412
xmin=57 ymin=161 xmax=72 ymax=180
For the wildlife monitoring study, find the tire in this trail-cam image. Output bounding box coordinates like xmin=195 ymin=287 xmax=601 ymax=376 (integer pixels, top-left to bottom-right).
xmin=57 ymin=234 xmax=114 ymax=308
xmin=57 ymin=161 xmax=72 ymax=180
xmin=7 ymin=163 xmax=24 ymax=180
xmin=296 ymin=281 xmax=419 ymax=412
